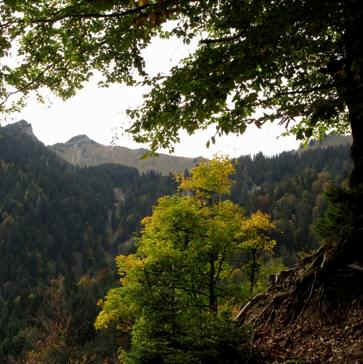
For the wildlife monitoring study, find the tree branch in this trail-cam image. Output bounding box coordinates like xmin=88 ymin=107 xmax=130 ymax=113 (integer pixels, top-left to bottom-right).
xmin=201 ymin=32 xmax=244 ymax=44
xmin=347 ymin=263 xmax=363 ymax=272
xmin=32 ymin=4 xmax=152 ymax=24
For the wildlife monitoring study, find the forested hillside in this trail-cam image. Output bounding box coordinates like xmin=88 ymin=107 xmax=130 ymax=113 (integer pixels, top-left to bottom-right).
xmin=0 ymin=121 xmax=352 ymax=362
xmin=0 ymin=123 xmax=176 ymax=362
xmin=232 ymin=147 xmax=352 ymax=263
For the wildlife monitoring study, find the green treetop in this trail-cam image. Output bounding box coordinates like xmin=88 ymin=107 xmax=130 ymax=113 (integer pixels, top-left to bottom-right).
xmin=95 ymin=157 xmax=275 ymax=363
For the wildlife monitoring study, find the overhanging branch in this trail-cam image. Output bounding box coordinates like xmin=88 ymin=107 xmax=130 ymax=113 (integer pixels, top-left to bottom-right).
xmin=31 ymin=4 xmax=151 ymax=23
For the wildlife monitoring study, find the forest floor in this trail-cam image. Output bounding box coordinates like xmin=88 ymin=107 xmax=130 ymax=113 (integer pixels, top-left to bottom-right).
xmin=252 ymin=299 xmax=363 ymax=363
xmin=238 ymin=251 xmax=363 ymax=364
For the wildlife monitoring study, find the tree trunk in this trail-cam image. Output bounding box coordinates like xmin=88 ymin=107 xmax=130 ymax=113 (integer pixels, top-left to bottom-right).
xmin=343 ymin=1 xmax=363 ymax=188
xmin=250 ymin=249 xmax=257 ymax=295
xmin=349 ymin=112 xmax=363 ymax=188
xmin=209 ymin=256 xmax=218 ymax=314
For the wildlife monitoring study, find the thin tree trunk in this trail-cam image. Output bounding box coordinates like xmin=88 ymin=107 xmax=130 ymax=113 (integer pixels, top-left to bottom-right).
xmin=209 ymin=256 xmax=217 ymax=315
xmin=250 ymin=249 xmax=257 ymax=294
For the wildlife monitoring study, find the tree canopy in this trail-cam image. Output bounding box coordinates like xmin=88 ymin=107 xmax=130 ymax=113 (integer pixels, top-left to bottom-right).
xmin=1 ymin=1 xmax=361 ymax=153
xmin=1 ymin=2 xmax=363 ymax=183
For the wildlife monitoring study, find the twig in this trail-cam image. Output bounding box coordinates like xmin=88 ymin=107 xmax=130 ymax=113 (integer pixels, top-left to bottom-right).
xmin=347 ymin=263 xmax=363 ymax=272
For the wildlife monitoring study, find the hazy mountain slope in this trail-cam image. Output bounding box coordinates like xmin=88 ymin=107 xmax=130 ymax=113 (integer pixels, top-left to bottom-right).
xmin=50 ymin=134 xmax=202 ymax=175
xmin=299 ymin=134 xmax=352 ymax=153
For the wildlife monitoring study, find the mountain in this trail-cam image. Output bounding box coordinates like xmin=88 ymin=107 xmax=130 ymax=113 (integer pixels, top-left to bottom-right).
xmin=50 ymin=134 xmax=203 ymax=175
xmin=0 ymin=121 xmax=176 ymax=362
xmin=3 ymin=119 xmax=38 ymax=141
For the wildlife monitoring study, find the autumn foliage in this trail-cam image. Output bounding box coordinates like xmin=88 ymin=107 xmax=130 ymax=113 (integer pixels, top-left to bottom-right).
xmin=96 ymin=157 xmax=275 ymax=363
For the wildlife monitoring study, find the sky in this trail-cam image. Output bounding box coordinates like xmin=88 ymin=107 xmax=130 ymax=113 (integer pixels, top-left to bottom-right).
xmin=5 ymin=31 xmax=300 ymax=159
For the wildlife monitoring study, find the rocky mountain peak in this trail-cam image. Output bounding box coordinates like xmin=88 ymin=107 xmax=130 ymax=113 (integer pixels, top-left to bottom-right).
xmin=3 ymin=120 xmax=38 ymax=141
xmin=66 ymin=134 xmax=97 ymax=146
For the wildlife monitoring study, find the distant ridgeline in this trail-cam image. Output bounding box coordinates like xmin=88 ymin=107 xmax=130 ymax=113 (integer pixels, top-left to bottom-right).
xmin=0 ymin=121 xmax=352 ymax=362
xmin=50 ymin=133 xmax=203 ymax=175
xmin=299 ymin=134 xmax=352 ymax=151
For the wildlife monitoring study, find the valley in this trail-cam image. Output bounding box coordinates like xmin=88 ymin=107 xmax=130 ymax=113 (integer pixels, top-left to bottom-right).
xmin=0 ymin=121 xmax=353 ymax=362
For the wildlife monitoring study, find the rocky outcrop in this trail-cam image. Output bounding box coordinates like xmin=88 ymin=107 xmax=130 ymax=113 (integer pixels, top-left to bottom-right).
xmin=2 ymin=120 xmax=39 ymax=142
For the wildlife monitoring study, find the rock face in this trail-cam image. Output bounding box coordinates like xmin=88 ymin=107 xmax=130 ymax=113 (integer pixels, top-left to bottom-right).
xmin=50 ymin=136 xmax=203 ymax=175
xmin=2 ymin=120 xmax=39 ymax=142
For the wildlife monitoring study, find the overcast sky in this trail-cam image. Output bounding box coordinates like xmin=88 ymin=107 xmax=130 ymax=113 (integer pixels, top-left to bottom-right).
xmin=5 ymin=32 xmax=299 ymax=158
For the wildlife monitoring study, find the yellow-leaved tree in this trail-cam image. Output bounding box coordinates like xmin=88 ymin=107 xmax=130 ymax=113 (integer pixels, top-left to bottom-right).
xmin=95 ymin=157 xmax=276 ymax=364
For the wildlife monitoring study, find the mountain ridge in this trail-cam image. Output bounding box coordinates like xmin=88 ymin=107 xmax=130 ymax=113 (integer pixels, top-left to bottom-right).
xmin=50 ymin=132 xmax=203 ymax=175
xmin=4 ymin=120 xmax=353 ymax=175
xmin=1 ymin=120 xmax=203 ymax=175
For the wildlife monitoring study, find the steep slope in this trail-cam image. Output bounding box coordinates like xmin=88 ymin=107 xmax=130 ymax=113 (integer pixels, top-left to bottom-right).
xmin=50 ymin=134 xmax=202 ymax=175
xmin=237 ymin=243 xmax=363 ymax=363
